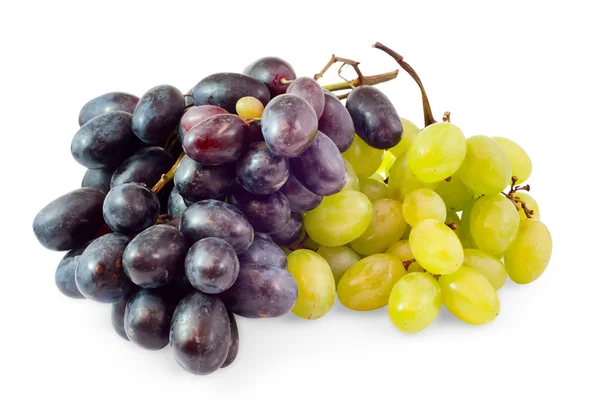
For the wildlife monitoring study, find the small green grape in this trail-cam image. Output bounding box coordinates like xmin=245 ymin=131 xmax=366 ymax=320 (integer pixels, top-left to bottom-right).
xmin=462 ymin=248 xmax=507 ymax=290
xmin=409 ymin=219 xmax=464 ymax=275
xmin=457 ymin=135 xmax=511 ymax=195
xmin=435 ymin=175 xmax=473 ymax=211
xmin=342 ymin=134 xmax=384 ymax=178
xmin=470 ymin=194 xmax=520 ymax=256
xmin=389 ymin=118 xmax=420 ymax=158
xmin=359 ymin=178 xmax=388 ymax=202
xmin=388 ymin=153 xmax=438 ymax=202
xmin=402 ymin=188 xmax=447 ymax=227
xmin=504 ymin=219 xmax=552 ymax=284
xmin=513 ymin=192 xmax=540 ymax=220
xmin=388 ymin=272 xmax=441 ymax=333
xmin=317 ymin=245 xmax=361 ymax=285
xmin=492 ymin=137 xmax=532 ymax=184
xmin=350 ymin=198 xmax=407 ymax=255
xmin=342 ymin=159 xmax=360 ymax=191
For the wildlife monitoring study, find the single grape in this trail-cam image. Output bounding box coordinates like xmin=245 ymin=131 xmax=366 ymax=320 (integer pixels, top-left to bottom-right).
xmin=178 ymin=105 xmax=228 ymax=142
xmin=124 ymin=289 xmax=172 ymax=350
xmin=350 ymin=198 xmax=407 ymax=256
xmin=470 ymin=194 xmax=520 ymax=256
xmin=462 ymin=248 xmax=507 ymax=290
xmin=81 ymin=167 xmax=114 ymax=194
xmin=435 ymin=175 xmax=473 ymax=211
xmin=286 ymin=77 xmax=325 ymax=118
xmin=388 ymin=272 xmax=441 ymax=333
xmin=457 ymin=135 xmax=511 ymax=194
xmin=402 ymin=188 xmax=447 ymax=227
xmin=174 ymin=156 xmax=236 ymax=203
xmin=236 ymin=141 xmax=290 ymax=195
xmin=243 ymin=57 xmax=296 ymax=97
xmin=409 ymin=219 xmax=463 ymax=275
xmin=389 ymin=118 xmax=419 ymax=158
xmin=236 ymin=96 xmax=265 ymax=119
xmin=504 ymin=219 xmax=552 ymax=284
xmin=238 ymin=236 xmax=288 ymax=269
xmin=342 ymin=134 xmax=384 ymax=179
xmin=271 ymin=212 xmax=303 ymax=246
xmin=279 ymin=173 xmax=323 ymax=213
xmin=103 ymin=183 xmax=160 ymax=234
xmin=359 ymin=178 xmax=388 ymax=202
xmin=132 ymin=85 xmax=184 ymax=145
xmin=78 ymin=92 xmax=139 ymax=126
xmin=185 ymin=238 xmax=240 ymax=294
xmin=192 ymin=72 xmax=270 ymax=113
xmin=111 ymin=294 xmax=133 ymax=341
xmin=388 ymin=153 xmax=438 ymax=202
xmin=492 ymin=137 xmax=532 ymax=183
xmin=318 ymin=92 xmax=355 ymax=152
xmin=221 ymin=312 xmax=239 ymax=369
xmin=316 ymin=245 xmax=361 ymax=285
xmin=514 ymin=192 xmax=540 ymax=220
xmin=110 ymin=147 xmax=172 ymax=188
xmin=228 ymin=183 xmax=291 ymax=234
xmin=55 ymin=243 xmax=88 ymax=299
xmin=167 ymin=187 xmax=188 ymax=218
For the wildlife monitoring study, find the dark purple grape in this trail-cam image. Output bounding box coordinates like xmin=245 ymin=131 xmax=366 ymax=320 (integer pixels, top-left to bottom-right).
xmin=111 ymin=294 xmax=133 ymax=341
xmin=270 ymin=212 xmax=303 ymax=246
xmin=236 ymin=141 xmax=289 ymax=195
xmin=132 ymin=85 xmax=184 ymax=145
xmin=243 ymin=57 xmax=297 ymax=97
xmin=122 ymin=225 xmax=188 ymax=288
xmin=124 ymin=289 xmax=173 ymax=350
xmin=221 ymin=312 xmax=239 ymax=368
xmin=290 ymin=131 xmax=347 ymax=196
xmin=286 ymin=77 xmax=325 ymax=119
xmin=168 ymin=187 xmax=188 ymax=218
xmin=346 ymin=86 xmax=403 ymax=149
xmin=228 ymin=183 xmax=291 ymax=234
xmin=184 ymin=90 xmax=195 ymax=108
xmin=238 ymin=236 xmax=287 ymax=269
xmin=178 ymin=105 xmax=228 ymax=142
xmin=103 ymin=183 xmax=160 ymax=234
xmin=261 ymin=94 xmax=318 ymax=158
xmin=220 ymin=263 xmax=298 ymax=318
xmin=75 ymin=233 xmax=134 ymax=303
xmin=174 ymin=156 xmax=235 ymax=203
xmin=192 ymin=73 xmax=270 ymax=113
xmin=185 ymin=238 xmax=240 ymax=294
xmin=319 ymin=92 xmax=355 ymax=152
xmin=170 ymin=292 xmax=231 ymax=375
xmin=279 ymin=174 xmax=323 ymax=213
xmin=110 ymin=147 xmax=172 ymax=188
xmin=33 ymin=188 xmax=105 ymax=251
xmin=81 ymin=167 xmax=114 ymax=194
xmin=79 ymin=92 xmax=139 ymax=126
xmin=247 ymin=120 xmax=264 ymax=143
xmin=179 ymin=200 xmax=254 ymax=253
xmin=55 ymin=243 xmax=89 ymax=299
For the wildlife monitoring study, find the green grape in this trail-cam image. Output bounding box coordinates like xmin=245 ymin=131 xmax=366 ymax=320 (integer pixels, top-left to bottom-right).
xmin=389 ymin=118 xmax=420 ymax=158
xmin=435 ymin=175 xmax=473 ymax=211
xmin=402 ymin=188 xmax=447 ymax=227
xmin=375 ymin=151 xmax=396 ymax=179
xmin=369 ymin=173 xmax=385 ymax=182
xmin=388 ymin=153 xmax=438 ymax=202
xmin=409 ymin=219 xmax=463 ymax=275
xmin=385 ymin=240 xmax=426 ymax=272
xmin=504 ymin=219 xmax=552 ymax=284
xmin=350 ymin=198 xmax=408 ymax=255
xmin=445 ymin=210 xmax=472 ymax=248
xmin=304 ymin=190 xmax=372 ymax=247
xmin=438 ymin=266 xmax=500 ymax=325
xmin=342 ymin=134 xmax=384 ymax=179
xmin=287 ymin=250 xmax=336 ymax=319
xmin=388 ymin=272 xmax=441 ymax=333
xmin=459 ymin=201 xmax=476 ymax=247
xmin=317 ymin=245 xmax=361 ymax=285
xmin=407 ymin=263 xmax=426 ymax=273
xmin=302 ymin=236 xmax=320 ymax=251
xmin=457 ymin=135 xmax=511 ymax=195
xmin=359 ymin=178 xmax=388 ymax=202
xmin=407 ymin=122 xmax=466 ymax=183
xmin=470 ymin=194 xmax=520 ymax=256
xmin=513 ymin=192 xmax=540 ymax=220
xmin=400 ymin=226 xmax=411 ymax=240
xmin=342 ymin=159 xmax=360 ymax=191
xmin=492 ymin=137 xmax=532 ymax=184
xmin=462 ymin=249 xmax=507 ymax=290
xmin=337 ymin=254 xmax=405 ymax=311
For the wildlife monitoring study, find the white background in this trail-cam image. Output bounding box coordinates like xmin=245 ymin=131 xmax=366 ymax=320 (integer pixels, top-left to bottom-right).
xmin=1 ymin=0 xmax=599 ymax=399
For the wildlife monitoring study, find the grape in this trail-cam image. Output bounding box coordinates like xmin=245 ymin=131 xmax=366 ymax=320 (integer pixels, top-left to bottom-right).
xmin=504 ymin=219 xmax=552 ymax=284
xmin=170 ymin=292 xmax=231 ymax=375
xmin=238 ymin=236 xmax=288 ymax=269
xmin=192 ymin=72 xmax=270 ymax=113
xmin=337 ymin=253 xmax=405 ymax=311
xmin=457 ymin=135 xmax=511 ymax=195
xmin=318 ymin=92 xmax=355 ymax=152
xmin=492 ymin=137 xmax=532 ymax=183
xmin=346 ymin=86 xmax=403 ymax=149
xmin=110 ymin=147 xmax=172 ymax=188
xmin=342 ymin=159 xmax=360 ymax=192
xmin=409 ymin=219 xmax=463 ymax=275
xmin=183 ymin=114 xmax=250 ymax=165
xmin=462 ymin=249 xmax=507 ymax=290
xmin=388 ymin=153 xmax=438 ymax=202
xmin=438 ymin=267 xmax=500 ymax=325
xmin=246 ymin=120 xmax=264 ymax=143
xmin=229 ymin=183 xmax=291 ymax=234
xmin=470 ymin=194 xmax=520 ymax=256
xmin=389 ymin=118 xmax=419 ymax=158
xmin=316 ymin=245 xmax=361 ymax=285
xmin=103 ymin=183 xmax=160 ymax=234
xmin=178 ymin=105 xmax=228 ymax=142
xmin=78 ymin=92 xmax=139 ymax=126
xmin=221 ymin=311 xmax=239 ymax=368
xmin=407 ymin=122 xmax=466 ymax=183
xmin=185 ymin=238 xmax=240 ymax=294
xmin=359 ymin=178 xmax=388 ymax=202
xmin=235 ymin=96 xmax=264 ymax=119
xmin=243 ymin=57 xmax=296 ymax=97
xmin=304 ymin=190 xmax=372 ymax=247
xmin=402 ymin=188 xmax=447 ymax=227
xmin=342 ymin=134 xmax=384 ymax=178
xmin=75 ymin=233 xmax=134 ymax=303
xmin=124 ymin=289 xmax=172 ymax=350
xmin=445 ymin=211 xmax=472 ymax=248
xmin=55 ymin=244 xmax=88 ymax=299
xmin=167 ymin=187 xmax=188 ymax=218
xmin=385 ymin=240 xmax=425 ymax=271
xmin=261 ymin=94 xmax=318 ymax=158
xmin=81 ymin=167 xmax=114 ymax=194
xmin=434 ymin=175 xmax=473 ymax=212
xmin=286 ymin=77 xmax=325 ymax=118
xmin=236 ymin=141 xmax=290 ymax=195
xmin=287 ymin=250 xmax=336 ymax=319
xmin=132 ymin=85 xmax=184 ymax=145
xmin=388 ymin=272 xmax=442 ymax=333
xmin=514 ymin=192 xmax=540 ymax=220
xmin=33 ymin=188 xmax=105 ymax=251
xmin=374 ymin=151 xmax=396 ymax=180
xmin=407 ymin=263 xmax=426 ymax=273
xmin=184 ymin=89 xmax=195 ymax=108
xmin=279 ymin=173 xmax=323 ymax=213
xmin=350 ymin=198 xmax=407 ymax=256
xmin=369 ymin=173 xmax=385 ymax=182
xmin=179 ymin=200 xmax=254 ymax=253
xmin=220 ymin=263 xmax=298 ymax=318
xmin=174 ymin=155 xmax=236 ymax=202
xmin=270 ymin=212 xmax=303 ymax=246
xmin=111 ymin=294 xmax=132 ymax=341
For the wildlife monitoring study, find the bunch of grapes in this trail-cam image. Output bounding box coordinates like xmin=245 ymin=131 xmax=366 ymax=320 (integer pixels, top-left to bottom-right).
xmin=33 ymin=42 xmax=552 ymax=375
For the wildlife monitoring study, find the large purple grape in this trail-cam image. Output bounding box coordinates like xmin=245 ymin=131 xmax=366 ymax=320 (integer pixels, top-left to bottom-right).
xmin=124 ymin=289 xmax=173 ymax=350
xmin=174 ymin=156 xmax=235 ymax=203
xmin=55 ymin=243 xmax=89 ymax=299
xmin=286 ymin=77 xmax=325 ymax=119
xmin=132 ymin=85 xmax=184 ymax=145
xmin=221 ymin=312 xmax=239 ymax=368
xmin=112 ymin=293 xmax=134 ymax=341
xmin=243 ymin=57 xmax=297 ymax=97
xmin=103 ymin=183 xmax=160 ymax=234
xmin=167 ymin=187 xmax=188 ymax=218
xmin=192 ymin=73 xmax=270 ymax=113
xmin=238 ymin=236 xmax=287 ymax=269
xmin=110 ymin=147 xmax=172 ymax=188
xmin=229 ymin=183 xmax=291 ymax=234
xmin=185 ymin=238 xmax=240 ymax=294
xmin=236 ymin=141 xmax=289 ymax=195
xmin=178 ymin=105 xmax=228 ymax=142
xmin=78 ymin=92 xmax=139 ymax=126
xmin=319 ymin=92 xmax=355 ymax=152
xmin=270 ymin=212 xmax=303 ymax=246
xmin=279 ymin=174 xmax=323 ymax=213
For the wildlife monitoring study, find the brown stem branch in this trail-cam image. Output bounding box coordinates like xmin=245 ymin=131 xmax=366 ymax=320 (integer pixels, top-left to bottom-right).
xmin=321 ymin=70 xmax=399 ymax=92
xmin=402 ymin=259 xmax=416 ymax=270
xmin=502 ymin=176 xmax=534 ymax=218
xmin=314 ymin=54 xmax=366 ymax=86
xmin=152 ymin=152 xmax=185 ymax=194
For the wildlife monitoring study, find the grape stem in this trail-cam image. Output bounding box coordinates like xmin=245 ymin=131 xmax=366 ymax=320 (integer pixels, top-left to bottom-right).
xmin=314 ymin=55 xmax=365 ymax=85
xmin=320 ymin=70 xmax=399 ymax=93
xmin=402 ymin=259 xmax=416 ymax=269
xmin=152 ymin=152 xmax=185 ymax=194
xmin=442 ymin=112 xmax=451 ymax=122
xmin=502 ymin=176 xmax=535 ymax=218
xmin=446 ymin=222 xmax=458 ymax=230
xmin=164 ymin=129 xmax=179 ymax=151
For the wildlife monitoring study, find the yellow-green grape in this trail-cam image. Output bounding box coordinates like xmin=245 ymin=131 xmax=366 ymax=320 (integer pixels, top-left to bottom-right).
xmin=513 ymin=192 xmax=540 ymax=220
xmin=402 ymin=188 xmax=447 ymax=227
xmin=445 ymin=211 xmax=472 ymax=249
xmin=304 ymin=190 xmax=372 ymax=247
xmin=317 ymin=245 xmax=361 ymax=285
xmin=504 ymin=220 xmax=552 ymax=284
xmin=457 ymin=136 xmax=511 ymax=195
xmin=407 ymin=263 xmax=426 ymax=273
xmin=388 ymin=272 xmax=441 ymax=333
xmin=235 ymin=96 xmax=264 ymax=119
xmin=409 ymin=219 xmax=463 ymax=275
xmin=388 ymin=153 xmax=438 ymax=202
xmin=302 ymin=236 xmax=320 ymax=251
xmin=470 ymin=194 xmax=520 ymax=256
xmin=369 ymin=173 xmax=385 ymax=182
xmin=342 ymin=134 xmax=384 ymax=178
xmin=401 ymin=226 xmax=411 ymax=240
xmin=462 ymin=249 xmax=507 ymax=290
xmin=407 ymin=122 xmax=466 ymax=183
xmin=350 ymin=199 xmax=407 ymax=255
xmin=435 ymin=176 xmax=473 ymax=211
xmin=342 ymin=159 xmax=360 ymax=191
xmin=438 ymin=267 xmax=500 ymax=325
xmin=287 ymin=250 xmax=336 ymax=320
xmin=492 ymin=137 xmax=532 ymax=184
xmin=389 ymin=118 xmax=420 ymax=158
xmin=375 ymin=151 xmax=396 ymax=179
xmin=359 ymin=178 xmax=388 ymax=202
xmin=337 ymin=254 xmax=405 ymax=311
xmin=385 ymin=240 xmax=426 ymax=272
xmin=459 ymin=201 xmax=476 ymax=247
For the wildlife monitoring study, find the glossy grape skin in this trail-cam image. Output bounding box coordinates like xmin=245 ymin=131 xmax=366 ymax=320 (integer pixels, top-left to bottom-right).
xmin=132 ymin=84 xmax=184 ymax=145
xmin=174 ymin=156 xmax=236 ymax=203
xmin=236 ymin=141 xmax=290 ymax=195
xmin=229 ymin=184 xmax=291 ymax=234
xmin=33 ymin=188 xmax=105 ymax=251
xmin=170 ymin=292 xmax=231 ymax=375
xmin=286 ymin=77 xmax=325 ymax=118
xmin=185 ymin=238 xmax=240 ymax=294
xmin=238 ymin=236 xmax=287 ymax=269
xmin=350 ymin=198 xmax=407 ymax=256
xmin=279 ymin=174 xmax=323 ymax=213
xmin=492 ymin=137 xmax=532 ymax=183
xmin=470 ymin=194 xmax=520 ymax=256
xmin=342 ymin=134 xmax=384 ymax=179
xmin=462 ymin=249 xmax=507 ymax=290
xmin=409 ymin=219 xmax=464 ymax=275
xmin=337 ymin=254 xmax=406 ymax=311
xmin=359 ymin=178 xmax=388 ymax=202
xmin=103 ymin=183 xmax=160 ymax=234
xmin=243 ymin=57 xmax=297 ymax=97
xmin=402 ymin=188 xmax=447 ymax=227
xmin=78 ymin=92 xmax=139 ymax=126
xmin=271 ymin=212 xmax=303 ymax=246
xmin=81 ymin=167 xmax=114 ymax=194
xmin=318 ymin=92 xmax=355 ymax=152
xmin=389 ymin=118 xmax=419 ymax=158
xmin=435 ymin=175 xmax=473 ymax=212
xmin=124 ymin=290 xmax=172 ymax=350
xmin=514 ymin=192 xmax=540 ymax=220
xmin=457 ymin=136 xmax=512 ymax=195
xmin=110 ymin=147 xmax=172 ymax=188
xmin=388 ymin=272 xmax=442 ymax=333
xmin=111 ymin=294 xmax=132 ymax=341
xmin=192 ymin=72 xmax=270 ymax=113
xmin=178 ymin=105 xmax=228 ymax=142
xmin=388 ymin=153 xmax=439 ymax=202
xmin=316 ymin=245 xmax=361 ymax=285
xmin=75 ymin=233 xmax=133 ymax=303
xmin=220 ymin=263 xmax=298 ymax=318
xmin=179 ymin=200 xmax=254 ymax=253
xmin=504 ymin=220 xmax=552 ymax=284
xmin=221 ymin=312 xmax=239 ymax=368
xmin=168 ymin=187 xmax=188 ymax=218
xmin=346 ymin=86 xmax=403 ymax=149
xmin=55 ymin=244 xmax=88 ymax=299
